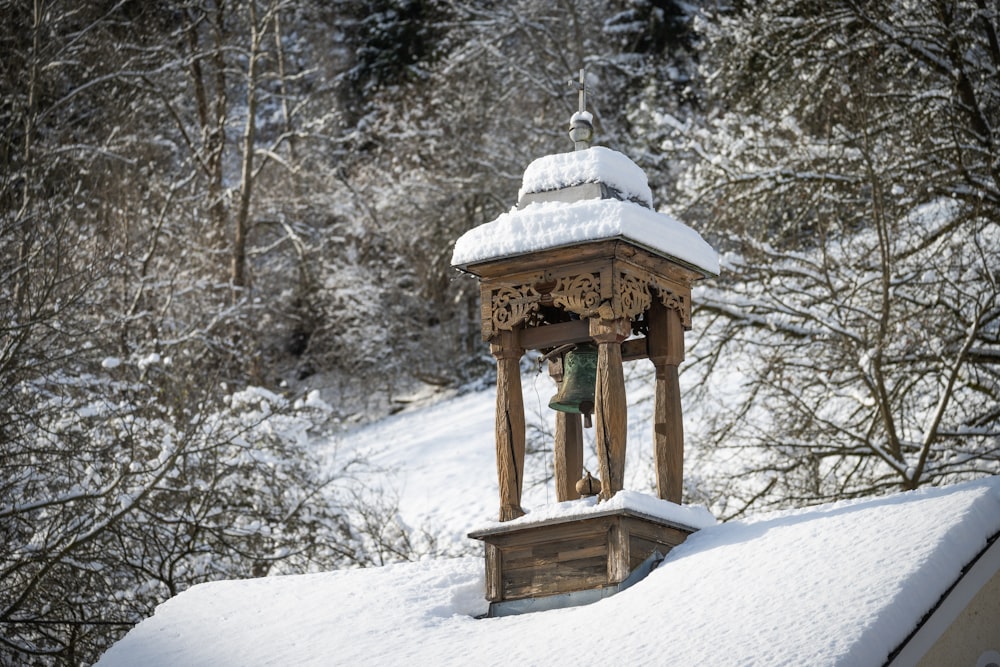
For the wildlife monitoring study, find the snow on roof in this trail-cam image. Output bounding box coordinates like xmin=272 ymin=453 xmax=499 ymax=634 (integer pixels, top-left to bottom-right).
xmin=97 ymin=476 xmax=1000 ymax=667
xmin=517 ymin=146 xmax=653 ymax=207
xmin=470 ymin=489 xmax=717 ymax=534
xmin=451 ymin=145 xmax=719 ymax=276
xmin=450 ymin=198 xmax=720 ymax=276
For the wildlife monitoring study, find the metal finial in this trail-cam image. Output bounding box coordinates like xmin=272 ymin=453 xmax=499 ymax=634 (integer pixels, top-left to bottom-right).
xmin=569 ymin=68 xmax=593 ymax=151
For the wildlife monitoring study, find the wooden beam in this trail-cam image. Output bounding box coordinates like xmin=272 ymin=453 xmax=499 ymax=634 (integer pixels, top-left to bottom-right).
xmin=518 ymin=321 xmax=648 ymax=361
xmin=518 ymin=319 xmax=590 ymax=350
xmin=621 ymin=337 xmax=648 ymax=361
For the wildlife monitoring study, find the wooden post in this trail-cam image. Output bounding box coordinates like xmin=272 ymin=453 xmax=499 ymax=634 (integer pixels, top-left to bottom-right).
xmin=607 ymin=520 xmax=631 ymax=584
xmin=492 ymin=330 xmax=526 ymax=521
xmin=484 ymin=543 xmax=502 ymax=602
xmin=648 ymin=298 xmax=685 ymax=503
xmin=548 ymin=357 xmax=583 ymax=502
xmin=590 ymin=317 xmax=631 ymax=502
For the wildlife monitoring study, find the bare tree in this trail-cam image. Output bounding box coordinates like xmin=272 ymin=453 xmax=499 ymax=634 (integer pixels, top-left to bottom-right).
xmin=665 ymin=0 xmax=1000 ymax=516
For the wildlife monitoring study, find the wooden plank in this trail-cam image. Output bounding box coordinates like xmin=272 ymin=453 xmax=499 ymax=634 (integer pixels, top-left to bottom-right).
xmin=501 ymin=543 xmax=608 ymax=571
xmin=607 ymin=520 xmax=631 ymax=585
xmin=468 ymin=241 xmax=620 ymax=278
xmin=519 ymin=319 xmax=591 ymax=350
xmin=485 ymin=543 xmax=502 ymax=602
xmin=518 ymin=324 xmax=646 ymax=360
xmin=621 ymin=337 xmax=648 ymax=361
xmin=463 ymin=240 xmax=709 ymax=283
xmin=475 ymin=517 xmax=613 ymax=548
xmin=629 ymin=535 xmax=667 ymax=571
xmin=503 ymin=557 xmax=608 ymax=599
xmin=621 ymin=516 xmax=692 ymax=547
xmin=500 ymin=536 xmax=603 ymax=563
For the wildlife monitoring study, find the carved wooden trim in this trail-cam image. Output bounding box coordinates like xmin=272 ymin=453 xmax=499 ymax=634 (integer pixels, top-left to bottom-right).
xmin=551 ymin=272 xmax=602 ymax=317
xmin=616 ymin=271 xmax=652 ymax=320
xmin=485 ymin=284 xmax=542 ymax=339
xmin=652 ymin=283 xmax=691 ymax=329
xmin=481 ymin=263 xmax=692 ymax=340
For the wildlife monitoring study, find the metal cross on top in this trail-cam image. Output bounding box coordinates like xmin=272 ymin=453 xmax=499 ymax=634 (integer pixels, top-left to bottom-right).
xmin=576 ymin=68 xmax=586 ymax=115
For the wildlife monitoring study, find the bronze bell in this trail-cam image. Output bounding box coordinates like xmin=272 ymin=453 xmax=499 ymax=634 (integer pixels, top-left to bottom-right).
xmin=549 ymin=343 xmax=597 ymax=428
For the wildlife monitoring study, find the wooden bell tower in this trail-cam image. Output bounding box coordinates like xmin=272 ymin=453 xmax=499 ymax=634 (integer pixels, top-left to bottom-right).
xmin=451 ymin=71 xmax=719 ymax=615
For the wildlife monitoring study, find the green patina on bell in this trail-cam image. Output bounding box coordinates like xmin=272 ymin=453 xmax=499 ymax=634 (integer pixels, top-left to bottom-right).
xmin=549 ymin=343 xmax=597 ymax=428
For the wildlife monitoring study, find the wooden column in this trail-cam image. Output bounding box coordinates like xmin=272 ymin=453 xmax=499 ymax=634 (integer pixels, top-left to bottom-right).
xmin=548 ymin=357 xmax=583 ymax=502
xmin=492 ymin=330 xmax=526 ymax=521
xmin=590 ymin=317 xmax=631 ymax=502
xmin=647 ymin=298 xmax=685 ymax=503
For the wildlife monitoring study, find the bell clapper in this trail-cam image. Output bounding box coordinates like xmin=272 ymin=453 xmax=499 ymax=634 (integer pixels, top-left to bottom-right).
xmin=575 ymin=469 xmax=602 ymax=497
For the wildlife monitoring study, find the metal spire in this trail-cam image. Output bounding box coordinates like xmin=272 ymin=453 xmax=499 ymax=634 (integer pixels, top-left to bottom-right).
xmin=568 ymin=68 xmax=593 ymax=151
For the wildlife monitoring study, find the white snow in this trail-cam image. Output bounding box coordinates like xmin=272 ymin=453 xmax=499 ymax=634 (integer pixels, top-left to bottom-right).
xmin=451 ymin=145 xmax=719 ymax=276
xmin=471 ymin=489 xmax=717 ymax=534
xmin=318 ymin=390 xmax=506 ymax=545
xmin=450 ymin=198 xmax=719 ymax=276
xmin=97 ymin=475 xmax=1000 ymax=667
xmin=517 ymin=146 xmax=652 ymax=207
xmin=137 ymin=352 xmax=161 ymax=370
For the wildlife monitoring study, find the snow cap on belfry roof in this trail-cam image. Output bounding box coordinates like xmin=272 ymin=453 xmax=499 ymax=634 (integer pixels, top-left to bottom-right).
xmin=516 ymin=147 xmax=654 ymax=209
xmin=450 ymin=145 xmax=720 ymax=277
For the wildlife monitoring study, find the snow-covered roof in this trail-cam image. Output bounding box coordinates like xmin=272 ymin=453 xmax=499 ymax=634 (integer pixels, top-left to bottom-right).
xmin=97 ymin=476 xmax=1000 ymax=667
xmin=452 ymin=199 xmax=720 ymax=276
xmin=451 ymin=147 xmax=719 ymax=277
xmin=470 ymin=489 xmax=717 ymax=535
xmin=517 ymin=146 xmax=654 ymax=207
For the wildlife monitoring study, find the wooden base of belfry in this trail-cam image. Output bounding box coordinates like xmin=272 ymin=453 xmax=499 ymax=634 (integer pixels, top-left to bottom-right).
xmin=468 ymin=506 xmax=698 ymax=617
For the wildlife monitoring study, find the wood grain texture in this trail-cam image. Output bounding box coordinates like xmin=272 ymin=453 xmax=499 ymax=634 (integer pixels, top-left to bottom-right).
xmin=554 ymin=411 xmax=584 ymax=502
xmin=471 ymin=511 xmax=698 ymax=602
xmin=607 ymin=521 xmax=630 ymax=584
xmin=464 ymin=240 xmax=707 ymax=285
xmin=549 ymin=357 xmax=583 ymax=502
xmin=591 ymin=318 xmax=630 ymax=502
xmin=654 ymin=367 xmax=684 ymax=503
xmin=648 ymin=301 xmax=685 ymax=503
xmin=485 ymin=543 xmax=502 ymax=602
xmin=492 ymin=330 xmax=525 ymax=521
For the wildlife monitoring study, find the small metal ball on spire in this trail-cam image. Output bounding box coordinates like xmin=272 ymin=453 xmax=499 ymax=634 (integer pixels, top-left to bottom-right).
xmin=569 ymin=68 xmax=593 ymax=151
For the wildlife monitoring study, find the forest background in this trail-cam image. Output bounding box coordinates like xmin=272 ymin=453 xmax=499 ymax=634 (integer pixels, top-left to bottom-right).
xmin=2 ymin=0 xmax=998 ymax=664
